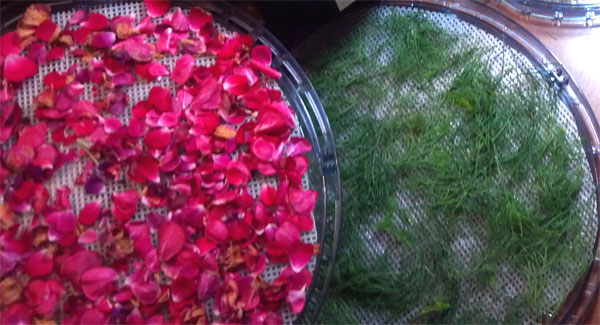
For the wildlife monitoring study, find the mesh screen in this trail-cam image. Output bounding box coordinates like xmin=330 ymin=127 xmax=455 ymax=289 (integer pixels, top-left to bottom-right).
xmin=294 ymin=5 xmax=598 ymax=324
xmin=3 ymin=2 xmax=318 ymax=324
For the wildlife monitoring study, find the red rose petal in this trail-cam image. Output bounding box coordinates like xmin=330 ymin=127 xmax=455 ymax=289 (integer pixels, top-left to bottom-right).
xmin=194 ymin=237 xmax=217 ymax=255
xmin=171 ymin=54 xmax=195 ymax=84
xmin=137 ymin=155 xmax=160 ymax=183
xmin=250 ymin=45 xmax=272 ymax=66
xmin=80 ymin=308 xmax=107 ymax=324
xmin=81 ymin=267 xmax=117 ymax=301
xmin=171 ymin=277 xmax=196 ymax=302
xmin=46 ymin=210 xmax=77 ymax=232
xmin=58 ymin=249 xmax=103 ymax=286
xmin=45 ymin=46 xmax=65 ymax=61
xmin=103 ymin=117 xmax=122 ymax=134
xmin=205 ymin=219 xmax=229 ymax=244
xmin=112 ymin=190 xmax=138 ymax=222
xmin=189 ymin=7 xmax=212 ymax=31
xmin=68 ymin=9 xmax=87 ymax=25
xmin=130 ymin=279 xmax=161 ymax=305
xmin=226 ymin=160 xmax=251 ymax=186
xmin=35 ymin=19 xmax=58 ymax=42
xmin=136 ymin=61 xmax=169 ymax=82
xmin=158 ymin=221 xmax=185 ymax=261
xmin=260 ymin=185 xmax=277 ymax=206
xmin=190 ymin=77 xmax=221 ymax=110
xmin=82 ymin=13 xmax=109 ymax=31
xmin=289 ymin=241 xmax=313 ymax=273
xmin=136 ymin=16 xmax=156 ymax=34
xmin=274 ymin=222 xmax=301 ymax=248
xmin=24 ymin=248 xmax=53 ymax=278
xmin=4 ymin=54 xmax=38 ymax=82
xmin=73 ymin=27 xmax=91 ymax=44
xmin=78 ymin=229 xmax=98 ymax=244
xmin=191 ymin=112 xmax=220 ymax=136
xmin=43 ymin=71 xmax=67 ymax=89
xmin=144 ymin=128 xmax=171 ymax=149
xmin=251 ymin=137 xmax=277 ymax=162
xmin=91 ymin=31 xmax=115 ymax=48
xmin=128 ymin=118 xmax=147 ymax=138
xmin=288 ymin=188 xmax=318 ymax=216
xmin=147 ymin=86 xmax=172 ymax=112
xmin=170 ymin=9 xmax=189 ymax=32
xmin=144 ymin=0 xmax=171 ymax=18
xmin=79 ymin=201 xmax=100 ymax=226
xmin=223 ymin=75 xmax=250 ymax=96
xmin=0 ymin=32 xmax=22 ymax=56
xmin=286 ymin=137 xmax=312 ymax=157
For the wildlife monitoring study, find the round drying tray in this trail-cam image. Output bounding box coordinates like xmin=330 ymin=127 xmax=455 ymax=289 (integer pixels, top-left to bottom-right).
xmin=500 ymin=0 xmax=600 ymax=27
xmin=0 ymin=1 xmax=342 ymax=324
xmin=294 ymin=0 xmax=600 ymax=323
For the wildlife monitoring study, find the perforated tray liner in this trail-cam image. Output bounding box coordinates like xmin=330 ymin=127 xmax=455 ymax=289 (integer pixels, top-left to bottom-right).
xmin=294 ymin=5 xmax=598 ymax=323
xmin=4 ymin=2 xmax=318 ymax=324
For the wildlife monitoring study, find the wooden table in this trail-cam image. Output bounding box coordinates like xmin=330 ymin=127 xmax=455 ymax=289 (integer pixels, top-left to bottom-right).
xmin=484 ymin=2 xmax=600 ymax=323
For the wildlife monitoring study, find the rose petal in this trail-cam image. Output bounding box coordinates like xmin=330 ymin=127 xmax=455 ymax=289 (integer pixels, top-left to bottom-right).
xmin=68 ymin=9 xmax=87 ymax=25
xmin=171 ymin=54 xmax=194 ymax=85
xmin=144 ymin=0 xmax=171 ymax=18
xmin=24 ymin=249 xmax=53 ymax=278
xmin=137 ymin=155 xmax=160 ymax=183
xmin=147 ymin=86 xmax=172 ymax=112
xmin=136 ymin=16 xmax=156 ymax=34
xmin=158 ymin=221 xmax=185 ymax=261
xmin=46 ymin=210 xmax=77 ymax=232
xmin=128 ymin=118 xmax=147 ymax=138
xmin=112 ymin=190 xmax=138 ymax=222
xmin=260 ymin=185 xmax=277 ymax=206
xmin=112 ymin=38 xmax=155 ymax=62
xmin=157 ymin=27 xmax=172 ymax=53
xmin=130 ymin=279 xmax=161 ymax=305
xmin=144 ymin=128 xmax=171 ymax=149
xmin=197 ymin=272 xmax=220 ymax=301
xmin=79 ymin=201 xmax=100 ymax=226
xmin=82 ymin=13 xmax=108 ymax=31
xmin=3 ymin=54 xmax=38 ymax=82
xmin=85 ymin=175 xmax=105 ymax=194
xmin=78 ymin=229 xmax=98 ymax=244
xmin=32 ymin=144 xmax=57 ymax=170
xmin=190 ymin=77 xmax=221 ymax=110
xmin=169 ymin=9 xmax=189 ymax=32
xmin=171 ymin=277 xmax=196 ymax=302
xmin=286 ymin=137 xmax=312 ymax=157
xmin=45 ymin=46 xmax=65 ymax=61
xmin=194 ymin=237 xmax=217 ymax=255
xmin=251 ymin=137 xmax=277 ymax=162
xmin=35 ymin=19 xmax=58 ymax=42
xmin=289 ymin=241 xmax=313 ymax=273
xmin=91 ymin=31 xmax=115 ymax=48
xmin=0 ymin=303 xmax=32 ymax=325
xmin=136 ymin=61 xmax=169 ymax=82
xmin=190 ymin=112 xmax=220 ymax=136
xmin=80 ymin=308 xmax=107 ymax=324
xmin=288 ymin=188 xmax=317 ymax=216
xmin=223 ymin=75 xmax=249 ymax=96
xmin=81 ymin=267 xmax=117 ymax=301
xmin=274 ymin=222 xmax=301 ymax=249
xmin=205 ymin=219 xmax=229 ymax=244
xmin=58 ymin=249 xmax=103 ymax=286
xmin=189 ymin=7 xmax=212 ymax=31
xmin=1 ymin=32 xmax=22 ymax=56
xmin=103 ymin=117 xmax=122 ymax=134
xmin=225 ymin=160 xmax=251 ymax=186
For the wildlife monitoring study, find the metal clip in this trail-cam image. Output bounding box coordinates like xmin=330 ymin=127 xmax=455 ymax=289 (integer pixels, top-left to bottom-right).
xmin=545 ymin=63 xmax=569 ymax=89
xmin=553 ymin=10 xmax=563 ymax=26
xmin=585 ymin=10 xmax=596 ymax=27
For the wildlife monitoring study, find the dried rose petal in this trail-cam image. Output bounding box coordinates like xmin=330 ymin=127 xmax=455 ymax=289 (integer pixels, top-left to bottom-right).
xmin=171 ymin=277 xmax=196 ymax=302
xmin=190 ymin=77 xmax=221 ymax=110
xmin=82 ymin=13 xmax=108 ymax=31
xmin=136 ymin=155 xmax=160 ymax=183
xmin=250 ymin=45 xmax=282 ymax=79
xmin=274 ymin=222 xmax=301 ymax=249
xmin=103 ymin=117 xmax=122 ymax=134
xmin=46 ymin=210 xmax=77 ymax=232
xmin=24 ymin=248 xmax=53 ymax=278
xmin=171 ymin=55 xmax=195 ymax=85
xmin=286 ymin=137 xmax=312 ymax=157
xmin=3 ymin=54 xmax=38 ymax=82
xmin=169 ymin=9 xmax=189 ymax=32
xmin=136 ymin=61 xmax=169 ymax=82
xmin=251 ymin=137 xmax=278 ymax=162
xmin=147 ymin=86 xmax=172 ymax=112
xmin=136 ymin=16 xmax=156 ymax=34
xmin=25 ymin=279 xmax=64 ymax=315
xmin=79 ymin=201 xmax=100 ymax=226
xmin=0 ymin=32 xmax=22 ymax=56
xmin=35 ymin=19 xmax=58 ymax=42
xmin=79 ymin=308 xmax=108 ymax=324
xmin=85 ymin=174 xmax=105 ymax=194
xmin=144 ymin=128 xmax=171 ymax=149
xmin=205 ymin=219 xmax=229 ymax=244
xmin=223 ymin=75 xmax=250 ymax=96
xmin=0 ymin=303 xmax=33 ymax=324
xmin=288 ymin=188 xmax=318 ymax=216
xmin=68 ymin=9 xmax=87 ymax=25
xmin=112 ymin=37 xmax=155 ymax=62
xmin=78 ymin=229 xmax=98 ymax=244
xmin=189 ymin=7 xmax=212 ymax=31
xmin=289 ymin=241 xmax=313 ymax=273
xmin=260 ymin=185 xmax=277 ymax=206
xmin=225 ymin=160 xmax=251 ymax=186
xmin=158 ymin=221 xmax=185 ymax=261
xmin=91 ymin=31 xmax=116 ymax=48
xmin=128 ymin=117 xmax=147 ymax=138
xmin=45 ymin=46 xmax=65 ymax=61
xmin=144 ymin=0 xmax=171 ymax=18
xmin=81 ymin=267 xmax=118 ymax=301
xmin=112 ymin=190 xmax=138 ymax=222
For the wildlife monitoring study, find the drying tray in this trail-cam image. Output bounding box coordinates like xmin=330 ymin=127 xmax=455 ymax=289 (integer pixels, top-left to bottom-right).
xmin=0 ymin=1 xmax=342 ymax=324
xmin=294 ymin=0 xmax=600 ymax=323
xmin=500 ymin=0 xmax=600 ymax=27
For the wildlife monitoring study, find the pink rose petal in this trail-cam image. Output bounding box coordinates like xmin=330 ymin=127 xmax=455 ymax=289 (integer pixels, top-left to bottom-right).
xmin=189 ymin=7 xmax=212 ymax=31
xmin=289 ymin=241 xmax=314 ymax=273
xmin=137 ymin=155 xmax=160 ymax=183
xmin=171 ymin=54 xmax=194 ymax=84
xmin=112 ymin=190 xmax=138 ymax=222
xmin=46 ymin=210 xmax=77 ymax=232
xmin=4 ymin=54 xmax=38 ymax=82
xmin=68 ymin=9 xmax=87 ymax=25
xmin=0 ymin=32 xmax=22 ymax=56
xmin=79 ymin=201 xmax=100 ymax=226
xmin=145 ymin=0 xmax=171 ymax=18
xmin=286 ymin=137 xmax=312 ymax=157
xmin=136 ymin=16 xmax=156 ymax=34
xmin=45 ymin=47 xmax=65 ymax=61
xmin=251 ymin=137 xmax=277 ymax=162
xmin=158 ymin=221 xmax=185 ymax=261
xmin=144 ymin=128 xmax=171 ymax=149
xmin=78 ymin=229 xmax=98 ymax=244
xmin=128 ymin=118 xmax=147 ymax=138
xmin=136 ymin=61 xmax=169 ymax=82
xmin=24 ymin=248 xmax=53 ymax=278
xmin=274 ymin=222 xmax=301 ymax=248
xmin=260 ymin=184 xmax=277 ymax=206
xmin=82 ymin=13 xmax=108 ymax=31
xmin=205 ymin=219 xmax=229 ymax=244
xmin=91 ymin=31 xmax=115 ymax=48
xmin=147 ymin=86 xmax=172 ymax=112
xmin=225 ymin=160 xmax=251 ymax=186
xmin=103 ymin=117 xmax=122 ymax=134
xmin=35 ymin=19 xmax=58 ymax=42
xmin=81 ymin=267 xmax=117 ymax=301
xmin=288 ymin=188 xmax=318 ymax=216
xmin=223 ymin=75 xmax=250 ymax=96
xmin=171 ymin=277 xmax=196 ymax=302
xmin=58 ymin=249 xmax=103 ymax=286
xmin=80 ymin=308 xmax=107 ymax=324
xmin=170 ymin=9 xmax=189 ymax=32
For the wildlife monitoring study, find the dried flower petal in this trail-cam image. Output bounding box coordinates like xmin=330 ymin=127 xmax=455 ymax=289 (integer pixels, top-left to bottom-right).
xmin=286 ymin=137 xmax=312 ymax=157
xmin=35 ymin=19 xmax=58 ymax=42
xmin=158 ymin=221 xmax=185 ymax=261
xmin=205 ymin=219 xmax=229 ymax=244
xmin=171 ymin=55 xmax=195 ymax=84
xmin=188 ymin=7 xmax=212 ymax=31
xmin=82 ymin=13 xmax=108 ymax=31
xmin=0 ymin=32 xmax=23 ymax=56
xmin=91 ymin=31 xmax=115 ymax=48
xmin=112 ymin=190 xmax=138 ymax=222
xmin=136 ymin=61 xmax=169 ymax=82
xmin=251 ymin=137 xmax=277 ymax=162
xmin=81 ymin=267 xmax=117 ymax=301
xmin=144 ymin=0 xmax=171 ymax=18
xmin=289 ymin=241 xmax=313 ymax=273
xmin=45 ymin=47 xmax=65 ymax=61
xmin=0 ymin=277 xmax=23 ymax=307
xmin=147 ymin=86 xmax=172 ymax=112
xmin=78 ymin=229 xmax=98 ymax=244
xmin=79 ymin=201 xmax=100 ymax=226
xmin=25 ymin=279 xmax=64 ymax=315
xmin=226 ymin=160 xmax=251 ymax=186
xmin=223 ymin=75 xmax=249 ymax=96
xmin=85 ymin=174 xmax=105 ymax=194
xmin=3 ymin=54 xmax=38 ymax=82
xmin=144 ymin=128 xmax=171 ymax=149
xmin=171 ymin=277 xmax=196 ymax=302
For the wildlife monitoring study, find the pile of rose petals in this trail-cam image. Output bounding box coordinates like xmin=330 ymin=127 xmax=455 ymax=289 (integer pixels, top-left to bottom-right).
xmin=0 ymin=1 xmax=319 ymax=324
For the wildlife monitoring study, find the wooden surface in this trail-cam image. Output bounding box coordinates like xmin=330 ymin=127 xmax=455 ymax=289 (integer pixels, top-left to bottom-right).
xmin=485 ymin=2 xmax=600 ymax=323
